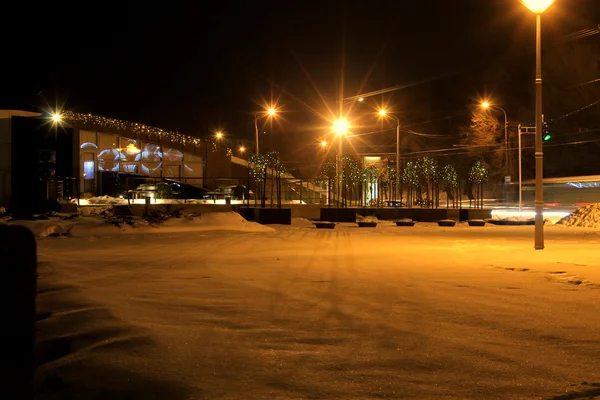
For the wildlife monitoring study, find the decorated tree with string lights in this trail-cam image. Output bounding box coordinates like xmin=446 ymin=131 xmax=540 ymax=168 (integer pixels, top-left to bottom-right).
xmin=440 ymin=164 xmax=459 ymax=208
xmin=249 ymin=153 xmax=269 ymax=207
xmin=267 ymin=151 xmax=287 ymax=208
xmin=469 ymin=161 xmax=489 ymax=209
xmin=342 ymin=155 xmax=362 ymax=207
xmin=385 ymin=164 xmax=398 ymax=202
xmin=319 ymin=158 xmax=337 ymax=207
xmin=415 ymin=157 xmax=438 ymax=207
xmin=401 ymin=161 xmax=419 ymax=207
xmin=362 ymin=165 xmax=380 ymax=207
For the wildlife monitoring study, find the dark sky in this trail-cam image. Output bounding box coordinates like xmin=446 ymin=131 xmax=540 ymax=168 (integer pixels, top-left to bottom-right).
xmin=2 ymin=1 xmax=598 ymax=174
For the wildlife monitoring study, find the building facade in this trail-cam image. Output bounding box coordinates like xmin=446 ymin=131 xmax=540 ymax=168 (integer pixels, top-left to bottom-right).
xmin=0 ymin=111 xmax=235 ymax=213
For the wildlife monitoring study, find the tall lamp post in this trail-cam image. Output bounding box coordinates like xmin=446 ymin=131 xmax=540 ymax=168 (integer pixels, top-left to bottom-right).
xmin=522 ymin=0 xmax=554 ymax=250
xmin=481 ymin=101 xmax=509 ymax=177
xmin=254 ymin=107 xmax=276 ymax=155
xmin=378 ymin=109 xmax=401 ymax=201
xmin=333 ymin=119 xmax=349 ymax=207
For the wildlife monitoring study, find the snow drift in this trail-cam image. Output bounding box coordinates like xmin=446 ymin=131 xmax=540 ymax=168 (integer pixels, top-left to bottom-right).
xmin=6 ymin=211 xmax=274 ymax=237
xmin=557 ymin=202 xmax=600 ymax=228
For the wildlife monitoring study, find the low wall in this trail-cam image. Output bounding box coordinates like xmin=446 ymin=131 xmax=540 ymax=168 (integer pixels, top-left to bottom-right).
xmin=77 ymin=203 xmax=490 ymax=223
xmin=320 ymin=207 xmax=491 ymax=222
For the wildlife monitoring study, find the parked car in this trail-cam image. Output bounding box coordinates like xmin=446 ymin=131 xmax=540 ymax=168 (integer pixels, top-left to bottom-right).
xmin=120 ymin=181 xmax=181 ymax=199
xmin=204 ymin=185 xmax=253 ymax=200
xmin=384 ymin=201 xmax=406 ymax=207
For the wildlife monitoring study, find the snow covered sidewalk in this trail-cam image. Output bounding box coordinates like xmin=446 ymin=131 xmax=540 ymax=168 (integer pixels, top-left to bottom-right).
xmin=33 ymin=222 xmax=600 ymax=399
xmin=2 ymin=211 xmax=273 ymax=238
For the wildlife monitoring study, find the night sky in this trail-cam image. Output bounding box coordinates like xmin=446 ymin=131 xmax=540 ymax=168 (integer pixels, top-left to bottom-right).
xmin=2 ymin=1 xmax=598 ymax=175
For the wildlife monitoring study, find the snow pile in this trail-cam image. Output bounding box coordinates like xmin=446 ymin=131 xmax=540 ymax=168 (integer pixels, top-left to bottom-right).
xmin=6 ymin=211 xmax=274 ymax=237
xmin=78 ymin=206 xmax=113 ymax=216
xmin=557 ymin=203 xmax=600 ymax=228
xmin=7 ymin=219 xmax=76 ymax=238
xmin=356 ymin=214 xmax=379 ymax=222
xmin=491 ymin=215 xmax=533 ymax=222
xmin=72 ymin=196 xmax=127 ymax=205
xmin=163 ymin=211 xmax=275 ymax=233
xmin=291 ymin=217 xmax=316 ymax=228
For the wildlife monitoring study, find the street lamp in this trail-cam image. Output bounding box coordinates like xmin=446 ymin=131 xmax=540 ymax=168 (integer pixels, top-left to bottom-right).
xmin=239 ymin=146 xmax=246 ymax=153
xmin=480 ymin=101 xmax=509 ymax=177
xmin=320 ymin=140 xmax=328 ymax=148
xmin=378 ymin=109 xmax=401 ymax=202
xmin=333 ymin=118 xmax=349 ymax=207
xmin=522 ymin=0 xmax=554 ymax=250
xmin=51 ymin=113 xmax=62 ymax=123
xmin=254 ymin=106 xmax=277 ymax=155
xmin=215 ymin=131 xmax=223 ymax=140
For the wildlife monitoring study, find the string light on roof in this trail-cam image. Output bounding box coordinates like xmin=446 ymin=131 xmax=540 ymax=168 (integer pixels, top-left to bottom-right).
xmin=60 ymin=111 xmax=231 ymax=153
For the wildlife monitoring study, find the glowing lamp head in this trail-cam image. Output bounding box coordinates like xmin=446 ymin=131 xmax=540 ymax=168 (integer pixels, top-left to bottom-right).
xmin=378 ymin=109 xmax=387 ymax=117
xmin=333 ymin=118 xmax=349 ymax=135
xmin=320 ymin=141 xmax=328 ymax=148
xmin=521 ymin=0 xmax=554 ymax=13
xmin=239 ymin=146 xmax=246 ymax=153
xmin=267 ymin=108 xmax=276 ymax=116
xmin=215 ymin=131 xmax=223 ymax=139
xmin=358 ymin=97 xmax=364 ymax=102
xmin=481 ymin=101 xmax=490 ymax=109
xmin=51 ymin=113 xmax=62 ymax=123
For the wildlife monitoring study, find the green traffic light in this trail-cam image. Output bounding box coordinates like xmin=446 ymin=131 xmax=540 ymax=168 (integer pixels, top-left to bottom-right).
xmin=543 ymin=134 xmax=551 ymax=141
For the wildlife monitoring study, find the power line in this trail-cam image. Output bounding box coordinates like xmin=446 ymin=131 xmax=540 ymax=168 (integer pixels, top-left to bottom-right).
xmin=571 ymin=77 xmax=600 ymax=87
xmin=549 ymin=98 xmax=600 ymax=122
xmin=557 ymin=27 xmax=600 ymax=43
xmin=341 ymin=71 xmax=462 ymax=103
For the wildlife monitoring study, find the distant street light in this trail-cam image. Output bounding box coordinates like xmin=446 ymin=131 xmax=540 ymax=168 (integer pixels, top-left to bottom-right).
xmin=320 ymin=140 xmax=328 ymax=148
xmin=480 ymin=100 xmax=509 ymax=177
xmin=215 ymin=131 xmax=224 ymax=140
xmin=51 ymin=113 xmax=61 ymax=123
xmin=378 ymin=109 xmax=401 ymax=201
xmin=254 ymin=106 xmax=277 ymax=154
xmin=522 ymin=0 xmax=554 ymax=250
xmin=239 ymin=146 xmax=246 ymax=153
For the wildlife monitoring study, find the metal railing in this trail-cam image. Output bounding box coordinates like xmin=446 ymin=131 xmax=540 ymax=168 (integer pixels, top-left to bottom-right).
xmin=80 ymin=172 xmax=490 ymax=209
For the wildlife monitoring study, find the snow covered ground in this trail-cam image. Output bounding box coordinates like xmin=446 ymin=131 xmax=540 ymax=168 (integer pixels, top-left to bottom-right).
xmin=30 ymin=214 xmax=600 ymax=399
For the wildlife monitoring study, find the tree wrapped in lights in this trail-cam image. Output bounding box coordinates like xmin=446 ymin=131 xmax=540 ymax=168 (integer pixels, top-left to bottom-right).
xmin=249 ymin=153 xmax=269 ymax=207
xmin=385 ymin=164 xmax=398 ymax=202
xmin=469 ymin=161 xmax=489 ymax=209
xmin=319 ymin=159 xmax=337 ymax=207
xmin=342 ymin=155 xmax=362 ymax=207
xmin=401 ymin=161 xmax=419 ymax=207
xmin=267 ymin=151 xmax=287 ymax=208
xmin=440 ymin=164 xmax=459 ymax=208
xmin=363 ymin=165 xmax=380 ymax=207
xmin=416 ymin=157 xmax=438 ymax=208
